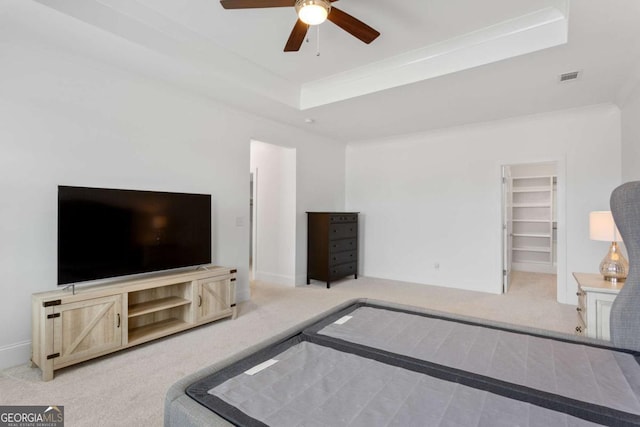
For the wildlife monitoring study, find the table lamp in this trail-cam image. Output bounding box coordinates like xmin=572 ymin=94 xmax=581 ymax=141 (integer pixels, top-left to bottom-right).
xmin=589 ymin=211 xmax=628 ymax=282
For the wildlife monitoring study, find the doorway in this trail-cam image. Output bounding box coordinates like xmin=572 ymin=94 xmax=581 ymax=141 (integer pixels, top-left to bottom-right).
xmin=502 ymin=161 xmax=559 ymax=299
xmin=249 ymin=140 xmax=297 ymax=285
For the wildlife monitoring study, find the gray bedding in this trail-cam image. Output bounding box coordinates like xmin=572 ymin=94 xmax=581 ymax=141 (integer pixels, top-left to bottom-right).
xmin=316 ymin=306 xmax=640 ymax=416
xmin=165 ymin=299 xmax=640 ymax=427
xmin=209 ymin=341 xmax=600 ymax=427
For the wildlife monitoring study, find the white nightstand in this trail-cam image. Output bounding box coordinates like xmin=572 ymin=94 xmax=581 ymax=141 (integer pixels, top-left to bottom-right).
xmin=573 ymin=272 xmax=624 ymax=340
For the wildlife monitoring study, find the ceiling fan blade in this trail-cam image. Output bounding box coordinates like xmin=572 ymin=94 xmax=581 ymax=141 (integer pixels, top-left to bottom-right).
xmin=284 ymin=19 xmax=309 ymax=52
xmin=327 ymin=7 xmax=380 ymax=44
xmin=220 ymin=0 xmax=295 ymax=9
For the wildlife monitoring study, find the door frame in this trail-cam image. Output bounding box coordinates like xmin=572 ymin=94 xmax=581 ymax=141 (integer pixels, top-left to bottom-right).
xmin=250 ymin=169 xmax=258 ymax=281
xmin=501 ymin=165 xmax=513 ymax=293
xmin=499 ymin=158 xmax=567 ymax=303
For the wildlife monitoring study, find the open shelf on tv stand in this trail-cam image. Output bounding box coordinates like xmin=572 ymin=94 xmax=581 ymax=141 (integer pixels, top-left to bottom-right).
xmin=31 ymin=266 xmax=237 ymax=381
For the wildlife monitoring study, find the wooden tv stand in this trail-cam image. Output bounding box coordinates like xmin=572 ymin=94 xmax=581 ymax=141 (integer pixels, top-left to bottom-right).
xmin=31 ymin=266 xmax=236 ymax=381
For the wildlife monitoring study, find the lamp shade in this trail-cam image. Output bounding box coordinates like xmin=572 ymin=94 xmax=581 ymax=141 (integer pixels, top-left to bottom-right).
xmin=589 ymin=211 xmax=622 ymax=242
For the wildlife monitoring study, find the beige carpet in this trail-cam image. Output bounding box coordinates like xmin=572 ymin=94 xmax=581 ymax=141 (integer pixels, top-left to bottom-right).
xmin=0 ymin=274 xmax=576 ymax=426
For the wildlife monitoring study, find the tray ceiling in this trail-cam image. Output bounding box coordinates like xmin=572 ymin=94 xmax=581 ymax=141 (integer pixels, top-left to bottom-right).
xmin=18 ymin=0 xmax=640 ymax=141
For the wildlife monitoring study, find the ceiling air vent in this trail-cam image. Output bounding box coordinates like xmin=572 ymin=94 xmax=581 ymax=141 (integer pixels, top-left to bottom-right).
xmin=559 ymin=71 xmax=580 ymax=82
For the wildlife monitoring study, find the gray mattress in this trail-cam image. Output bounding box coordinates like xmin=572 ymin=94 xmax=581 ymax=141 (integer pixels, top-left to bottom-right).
xmin=165 ymin=299 xmax=640 ymax=427
xmin=208 ymin=340 xmax=600 ymax=426
xmin=314 ymin=306 xmax=640 ymax=417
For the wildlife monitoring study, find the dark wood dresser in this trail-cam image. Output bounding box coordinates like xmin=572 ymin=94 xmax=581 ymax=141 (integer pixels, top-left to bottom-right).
xmin=306 ymin=212 xmax=359 ymax=288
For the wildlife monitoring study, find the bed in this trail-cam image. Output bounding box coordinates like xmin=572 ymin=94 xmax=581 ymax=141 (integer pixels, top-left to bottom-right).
xmin=165 ymin=299 xmax=640 ymax=426
xmin=165 ymin=181 xmax=640 ymax=427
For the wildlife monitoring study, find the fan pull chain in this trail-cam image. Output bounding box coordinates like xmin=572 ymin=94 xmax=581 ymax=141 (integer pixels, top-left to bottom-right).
xmin=316 ymin=25 xmax=320 ymax=56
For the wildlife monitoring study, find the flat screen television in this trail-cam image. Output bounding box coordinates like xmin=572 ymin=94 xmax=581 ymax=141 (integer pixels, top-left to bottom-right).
xmin=58 ymin=186 xmax=212 ymax=285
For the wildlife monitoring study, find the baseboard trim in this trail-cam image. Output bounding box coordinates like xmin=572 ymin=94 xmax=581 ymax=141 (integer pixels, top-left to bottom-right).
xmin=254 ymin=271 xmax=296 ymax=286
xmin=0 ymin=340 xmax=31 ymax=371
xmin=512 ymin=263 xmax=557 ymax=274
xmin=295 ymin=274 xmax=307 ymax=286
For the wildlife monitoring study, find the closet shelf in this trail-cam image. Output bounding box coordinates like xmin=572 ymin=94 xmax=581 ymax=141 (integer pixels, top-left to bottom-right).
xmin=512 ymin=187 xmax=552 ymax=193
xmin=512 ymin=175 xmax=558 ymax=180
xmin=508 ymin=170 xmax=556 ymax=273
xmin=512 ymin=203 xmax=551 ymax=208
xmin=512 ymin=246 xmax=551 ymax=253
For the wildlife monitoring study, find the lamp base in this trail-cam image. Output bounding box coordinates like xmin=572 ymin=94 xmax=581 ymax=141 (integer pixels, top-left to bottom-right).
xmin=600 ymin=242 xmax=628 ymax=282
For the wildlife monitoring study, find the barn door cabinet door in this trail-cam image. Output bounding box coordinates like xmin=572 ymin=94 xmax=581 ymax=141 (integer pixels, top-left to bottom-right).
xmin=52 ymin=294 xmax=123 ymax=369
xmin=196 ymin=278 xmax=232 ymax=322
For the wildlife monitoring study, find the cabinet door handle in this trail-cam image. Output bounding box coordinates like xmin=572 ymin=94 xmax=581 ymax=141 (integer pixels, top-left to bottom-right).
xmin=117 ymin=313 xmax=121 ymax=328
xmin=198 ymin=295 xmax=202 ymax=307
xmin=575 ymin=326 xmax=582 ymax=333
xmin=576 ymin=307 xmax=582 ymax=312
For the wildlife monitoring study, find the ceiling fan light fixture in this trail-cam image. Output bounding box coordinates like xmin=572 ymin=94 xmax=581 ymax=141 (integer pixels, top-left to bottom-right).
xmin=295 ymin=0 xmax=331 ymax=25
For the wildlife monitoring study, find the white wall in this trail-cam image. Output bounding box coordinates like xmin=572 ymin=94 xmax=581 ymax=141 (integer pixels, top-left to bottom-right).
xmin=0 ymin=17 xmax=345 ymax=369
xmin=250 ymin=141 xmax=297 ymax=285
xmin=621 ymin=82 xmax=640 ymax=182
xmin=346 ymin=104 xmax=622 ymax=303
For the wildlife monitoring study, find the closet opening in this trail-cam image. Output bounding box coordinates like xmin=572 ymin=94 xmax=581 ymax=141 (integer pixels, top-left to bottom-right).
xmin=502 ymin=161 xmax=558 ymax=299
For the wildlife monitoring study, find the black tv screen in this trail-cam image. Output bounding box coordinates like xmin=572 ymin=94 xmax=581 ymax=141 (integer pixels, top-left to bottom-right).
xmin=58 ymin=186 xmax=212 ymax=285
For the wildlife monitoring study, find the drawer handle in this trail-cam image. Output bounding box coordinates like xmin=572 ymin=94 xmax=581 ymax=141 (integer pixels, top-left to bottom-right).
xmin=198 ymin=295 xmax=202 ymax=307
xmin=576 ymin=307 xmax=582 ymax=312
xmin=575 ymin=326 xmax=582 ymax=333
xmin=117 ymin=313 xmax=121 ymax=328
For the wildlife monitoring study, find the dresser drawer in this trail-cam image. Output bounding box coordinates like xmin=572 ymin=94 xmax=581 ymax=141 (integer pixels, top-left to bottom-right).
xmin=330 ymin=262 xmax=357 ymax=279
xmin=330 ymin=223 xmax=357 ymax=239
xmin=330 ymin=250 xmax=357 ymax=266
xmin=330 ymin=238 xmax=357 ymax=253
xmin=330 ymin=214 xmax=358 ymax=223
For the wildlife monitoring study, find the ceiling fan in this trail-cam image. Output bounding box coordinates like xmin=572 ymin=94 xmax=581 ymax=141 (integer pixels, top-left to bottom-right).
xmin=220 ymin=0 xmax=380 ymax=52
